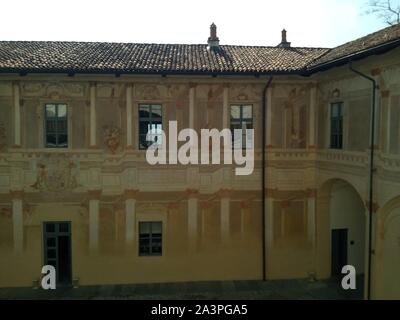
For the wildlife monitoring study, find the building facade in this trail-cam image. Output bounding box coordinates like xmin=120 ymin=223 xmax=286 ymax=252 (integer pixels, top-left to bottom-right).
xmin=0 ymin=24 xmax=400 ymax=299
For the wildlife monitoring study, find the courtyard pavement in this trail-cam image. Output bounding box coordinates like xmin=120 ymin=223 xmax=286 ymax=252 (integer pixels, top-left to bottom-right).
xmin=0 ymin=277 xmax=363 ymax=300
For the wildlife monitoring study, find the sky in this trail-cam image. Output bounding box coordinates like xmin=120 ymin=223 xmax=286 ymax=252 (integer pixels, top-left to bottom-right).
xmin=0 ymin=0 xmax=389 ymax=48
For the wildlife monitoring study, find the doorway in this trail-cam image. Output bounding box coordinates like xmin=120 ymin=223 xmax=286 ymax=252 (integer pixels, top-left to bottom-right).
xmin=331 ymin=229 xmax=348 ymax=276
xmin=43 ymin=222 xmax=72 ymax=286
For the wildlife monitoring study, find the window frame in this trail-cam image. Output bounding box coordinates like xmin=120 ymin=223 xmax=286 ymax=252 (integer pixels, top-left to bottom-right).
xmin=229 ymin=104 xmax=254 ymax=150
xmin=329 ymin=102 xmax=343 ymax=150
xmin=138 ymin=103 xmax=163 ymax=150
xmin=44 ymin=103 xmax=68 ymax=148
xmin=138 ymin=221 xmax=163 ymax=257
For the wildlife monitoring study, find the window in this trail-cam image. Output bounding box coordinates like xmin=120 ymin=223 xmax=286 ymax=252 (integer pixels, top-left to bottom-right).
xmin=45 ymin=104 xmax=68 ymax=148
xmin=230 ymin=105 xmax=253 ymax=149
xmin=330 ymin=102 xmax=343 ymax=149
xmin=139 ymin=221 xmax=162 ymax=256
xmin=139 ymin=104 xmax=163 ymax=149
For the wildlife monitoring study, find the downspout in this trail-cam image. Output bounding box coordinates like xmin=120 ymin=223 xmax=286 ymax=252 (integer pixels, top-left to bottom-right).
xmin=262 ymin=76 xmax=273 ymax=281
xmin=349 ymin=62 xmax=378 ymax=300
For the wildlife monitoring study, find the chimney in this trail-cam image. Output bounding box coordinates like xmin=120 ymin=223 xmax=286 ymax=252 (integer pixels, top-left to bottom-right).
xmin=207 ymin=23 xmax=220 ymax=49
xmin=278 ymin=29 xmax=291 ymax=48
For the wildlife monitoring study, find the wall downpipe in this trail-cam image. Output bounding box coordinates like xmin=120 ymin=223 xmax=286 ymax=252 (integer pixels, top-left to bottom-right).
xmin=262 ymin=76 xmax=273 ymax=281
xmin=349 ymin=62 xmax=378 ymax=300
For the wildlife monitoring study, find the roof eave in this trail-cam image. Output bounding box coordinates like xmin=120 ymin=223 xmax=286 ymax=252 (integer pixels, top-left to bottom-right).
xmin=305 ymin=38 xmax=400 ymax=75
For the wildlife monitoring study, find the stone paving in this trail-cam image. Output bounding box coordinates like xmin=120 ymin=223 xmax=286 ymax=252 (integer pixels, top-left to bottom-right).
xmin=0 ymin=277 xmax=364 ymax=300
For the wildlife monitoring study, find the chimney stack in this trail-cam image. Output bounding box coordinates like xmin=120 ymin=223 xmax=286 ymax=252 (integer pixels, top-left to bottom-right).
xmin=208 ymin=23 xmax=220 ymax=49
xmin=278 ymin=29 xmax=291 ymax=48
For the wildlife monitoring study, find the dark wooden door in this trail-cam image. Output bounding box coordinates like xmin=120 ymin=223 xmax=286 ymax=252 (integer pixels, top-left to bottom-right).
xmin=331 ymin=229 xmax=348 ymax=276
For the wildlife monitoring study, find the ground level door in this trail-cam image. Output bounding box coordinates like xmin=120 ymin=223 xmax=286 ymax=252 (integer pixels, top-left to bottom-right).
xmin=331 ymin=229 xmax=348 ymax=276
xmin=43 ymin=222 xmax=72 ymax=286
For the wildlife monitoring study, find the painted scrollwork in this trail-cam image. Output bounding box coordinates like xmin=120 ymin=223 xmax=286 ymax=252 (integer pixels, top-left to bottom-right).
xmin=103 ymin=125 xmax=121 ymax=154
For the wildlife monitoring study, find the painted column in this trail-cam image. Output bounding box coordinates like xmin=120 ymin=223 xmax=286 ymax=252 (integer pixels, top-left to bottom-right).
xmin=189 ymin=84 xmax=197 ymax=151
xmin=265 ymin=197 xmax=274 ymax=248
xmin=309 ymin=85 xmax=317 ymax=148
xmin=219 ymin=189 xmax=231 ymax=245
xmin=240 ymin=201 xmax=249 ymax=237
xmin=89 ymin=190 xmax=101 ymax=252
xmin=266 ymin=86 xmax=273 ymax=147
xmin=12 ymin=191 xmax=23 ymax=254
xmin=364 ymin=202 xmax=378 ymax=300
xmin=187 ymin=189 xmax=199 ymax=251
xmin=200 ymin=201 xmax=211 ymax=247
xmin=364 ymin=208 xmax=371 ymax=300
xmin=13 ymin=82 xmax=21 ymax=147
xmin=382 ymin=91 xmax=391 ymax=153
xmin=126 ymin=84 xmax=133 ymax=149
xmin=125 ymin=189 xmax=138 ymax=246
xmin=90 ymin=83 xmax=97 ymax=148
xmin=280 ymin=201 xmax=290 ymax=238
xmin=189 ymin=85 xmax=196 ymax=130
xmin=222 ymin=85 xmax=229 ymax=129
xmin=307 ymin=191 xmax=316 ymax=244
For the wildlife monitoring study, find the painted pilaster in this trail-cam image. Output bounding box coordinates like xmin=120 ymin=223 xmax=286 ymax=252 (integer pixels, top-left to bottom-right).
xmin=187 ymin=189 xmax=199 ymax=251
xmin=223 ymin=85 xmax=229 ymax=129
xmin=266 ymin=86 xmax=273 ymax=147
xmin=280 ymin=201 xmax=289 ymax=238
xmin=13 ymin=82 xmax=21 ymax=147
xmin=219 ymin=189 xmax=231 ymax=245
xmin=189 ymin=85 xmax=196 ymax=130
xmin=125 ymin=189 xmax=138 ymax=246
xmin=382 ymin=90 xmax=391 ymax=153
xmin=126 ymin=84 xmax=134 ymax=149
xmin=90 ymin=83 xmax=97 ymax=148
xmin=200 ymin=201 xmax=211 ymax=247
xmin=364 ymin=202 xmax=378 ymax=300
xmin=240 ymin=201 xmax=249 ymax=237
xmin=265 ymin=198 xmax=274 ymax=248
xmin=309 ymin=85 xmax=317 ymax=148
xmin=11 ymin=191 xmax=23 ymax=254
xmin=89 ymin=190 xmax=101 ymax=252
xmin=307 ymin=191 xmax=316 ymax=244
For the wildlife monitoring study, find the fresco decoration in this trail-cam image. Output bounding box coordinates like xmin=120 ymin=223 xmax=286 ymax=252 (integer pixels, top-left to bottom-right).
xmin=284 ymin=88 xmax=307 ymax=148
xmin=0 ymin=122 xmax=6 ymax=151
xmin=103 ymin=125 xmax=122 ymax=154
xmin=30 ymin=154 xmax=80 ymax=192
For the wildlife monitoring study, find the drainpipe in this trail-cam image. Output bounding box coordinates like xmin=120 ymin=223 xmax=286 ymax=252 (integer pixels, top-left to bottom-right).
xmin=262 ymin=76 xmax=273 ymax=281
xmin=349 ymin=62 xmax=378 ymax=300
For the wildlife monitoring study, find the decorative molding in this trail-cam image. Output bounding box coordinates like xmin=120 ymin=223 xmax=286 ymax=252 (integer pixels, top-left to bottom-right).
xmin=217 ymin=188 xmax=232 ymax=199
xmin=186 ymin=188 xmax=199 ymax=199
xmin=124 ymin=189 xmax=139 ymax=200
xmin=200 ymin=201 xmax=213 ymax=210
xmin=240 ymin=200 xmax=251 ymax=209
xmin=266 ymin=188 xmax=313 ymax=200
xmin=10 ymin=190 xmax=24 ymax=200
xmin=229 ymin=84 xmax=261 ymax=101
xmin=166 ymin=202 xmax=179 ymax=210
xmin=88 ymin=189 xmax=102 ymax=200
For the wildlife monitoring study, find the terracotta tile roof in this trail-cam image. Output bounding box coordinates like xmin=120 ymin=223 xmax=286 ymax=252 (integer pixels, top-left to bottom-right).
xmin=0 ymin=24 xmax=399 ymax=75
xmin=308 ymin=23 xmax=400 ymax=69
xmin=0 ymin=42 xmax=328 ymax=74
